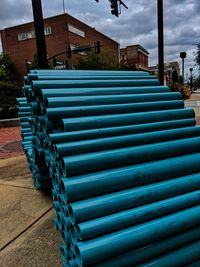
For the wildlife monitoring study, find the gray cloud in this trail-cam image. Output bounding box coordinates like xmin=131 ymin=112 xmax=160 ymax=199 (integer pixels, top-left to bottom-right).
xmin=0 ymin=0 xmax=199 ymax=75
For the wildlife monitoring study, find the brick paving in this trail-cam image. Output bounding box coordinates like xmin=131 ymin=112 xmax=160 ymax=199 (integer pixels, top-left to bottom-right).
xmin=0 ymin=127 xmax=23 ymax=159
xmin=189 ymin=94 xmax=200 ymax=101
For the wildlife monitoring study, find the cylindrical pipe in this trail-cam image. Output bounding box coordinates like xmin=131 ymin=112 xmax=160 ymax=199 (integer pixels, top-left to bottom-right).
xmin=94 ymin=226 xmax=200 ymax=267
xmin=187 ymin=259 xmax=200 ymax=267
xmin=77 ymin=189 xmax=200 ymax=240
xmin=30 ymin=74 xmax=157 ymax=81
xmin=69 ymin=173 xmax=200 ymax=223
xmin=39 ymin=86 xmax=171 ymax=102
xmin=18 ymin=106 xmax=31 ymax=112
xmin=54 ymin=126 xmax=200 ymax=158
xmin=18 ymin=112 xmax=31 ymax=117
xmin=75 ymin=205 xmax=200 ymax=266
xmin=61 ymin=108 xmax=194 ymax=131
xmin=62 ymin=136 xmax=200 ymax=177
xmin=61 ymin=152 xmax=200 ymax=202
xmin=46 ymin=92 xmax=182 ymax=108
xmin=138 ymin=238 xmax=200 ymax=267
xmin=46 ymin=100 xmax=184 ymax=121
xmin=32 ymin=79 xmax=160 ymax=96
xmin=69 ymin=259 xmax=79 ymax=267
xmin=49 ymin=118 xmax=196 ymax=145
xmin=30 ymin=69 xmax=149 ymax=74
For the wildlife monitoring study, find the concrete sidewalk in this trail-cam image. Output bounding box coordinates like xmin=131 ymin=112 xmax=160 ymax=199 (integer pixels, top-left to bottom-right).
xmin=0 ymin=156 xmax=62 ymax=267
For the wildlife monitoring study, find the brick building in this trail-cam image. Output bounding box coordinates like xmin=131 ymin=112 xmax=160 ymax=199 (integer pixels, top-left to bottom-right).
xmin=0 ymin=14 xmax=119 ymax=79
xmin=149 ymin=61 xmax=180 ymax=85
xmin=120 ymin=44 xmax=149 ymax=71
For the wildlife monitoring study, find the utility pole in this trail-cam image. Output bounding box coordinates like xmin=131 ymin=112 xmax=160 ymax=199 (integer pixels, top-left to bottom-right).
xmin=31 ymin=0 xmax=48 ymax=69
xmin=157 ymin=0 xmax=164 ymax=85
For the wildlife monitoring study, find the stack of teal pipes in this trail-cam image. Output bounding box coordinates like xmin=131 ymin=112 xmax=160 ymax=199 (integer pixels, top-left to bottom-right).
xmin=18 ymin=69 xmax=200 ymax=266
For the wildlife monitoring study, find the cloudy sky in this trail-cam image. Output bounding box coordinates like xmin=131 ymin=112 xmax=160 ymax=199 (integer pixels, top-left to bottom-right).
xmin=0 ymin=0 xmax=200 ymax=77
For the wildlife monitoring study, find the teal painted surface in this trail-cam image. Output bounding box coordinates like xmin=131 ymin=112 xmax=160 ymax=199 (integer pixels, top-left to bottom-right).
xmin=49 ymin=118 xmax=195 ymax=144
xmin=47 ymin=100 xmax=184 ymax=120
xmin=61 ymin=152 xmax=200 ymax=202
xmin=39 ymin=86 xmax=171 ymax=102
xmin=54 ymin=126 xmax=200 ymax=158
xmin=94 ymin=227 xmax=200 ymax=267
xmin=62 ymin=136 xmax=200 ymax=177
xmin=138 ymin=239 xmax=200 ymax=267
xmin=69 ymin=174 xmax=200 ymax=223
xmin=17 ymin=70 xmax=200 ymax=266
xmin=61 ymin=108 xmax=194 ymax=131
xmin=77 ymin=190 xmax=200 ymax=240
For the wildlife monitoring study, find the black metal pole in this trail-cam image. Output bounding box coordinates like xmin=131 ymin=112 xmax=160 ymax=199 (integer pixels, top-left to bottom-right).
xmin=182 ymin=58 xmax=185 ymax=84
xmin=157 ymin=0 xmax=164 ymax=85
xmin=31 ymin=0 xmax=48 ymax=69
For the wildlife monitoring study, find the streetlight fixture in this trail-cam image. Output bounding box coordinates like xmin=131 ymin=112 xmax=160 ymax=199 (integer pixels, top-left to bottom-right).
xmin=180 ymin=52 xmax=187 ymax=84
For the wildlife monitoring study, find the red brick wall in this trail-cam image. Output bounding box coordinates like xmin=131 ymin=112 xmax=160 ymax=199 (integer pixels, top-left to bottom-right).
xmin=1 ymin=14 xmax=119 ymax=80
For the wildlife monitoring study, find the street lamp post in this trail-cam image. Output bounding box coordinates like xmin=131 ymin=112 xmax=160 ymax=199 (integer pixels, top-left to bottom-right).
xmin=180 ymin=52 xmax=187 ymax=84
xmin=157 ymin=0 xmax=164 ymax=85
xmin=190 ymin=67 xmax=193 ymax=92
xmin=31 ymin=0 xmax=48 ymax=69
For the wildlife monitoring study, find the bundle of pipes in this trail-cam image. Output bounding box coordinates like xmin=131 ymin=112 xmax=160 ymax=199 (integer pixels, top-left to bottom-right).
xmin=18 ymin=69 xmax=200 ymax=266
xmin=17 ymin=94 xmax=51 ymax=190
xmin=16 ymin=97 xmax=32 ymax=152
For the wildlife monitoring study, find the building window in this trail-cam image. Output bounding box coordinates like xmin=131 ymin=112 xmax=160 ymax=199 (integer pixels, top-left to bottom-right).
xmin=44 ymin=26 xmax=52 ymax=35
xmin=68 ymin=24 xmax=85 ymax=38
xmin=18 ymin=26 xmax=52 ymax=41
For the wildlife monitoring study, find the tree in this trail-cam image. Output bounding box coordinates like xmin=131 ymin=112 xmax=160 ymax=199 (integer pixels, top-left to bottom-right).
xmin=77 ymin=49 xmax=118 ymax=70
xmin=0 ymin=53 xmax=22 ymax=118
xmin=0 ymin=53 xmax=17 ymax=81
xmin=195 ymin=44 xmax=200 ymax=69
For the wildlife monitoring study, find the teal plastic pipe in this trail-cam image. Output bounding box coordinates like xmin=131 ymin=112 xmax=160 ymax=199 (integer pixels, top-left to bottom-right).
xmin=47 ymin=100 xmax=184 ymax=121
xmin=69 ymin=174 xmax=200 ymax=223
xmin=16 ymin=97 xmax=27 ymax=103
xmin=57 ymin=211 xmax=65 ymax=230
xmin=18 ymin=111 xmax=31 ymax=117
xmin=49 ymin=118 xmax=196 ymax=145
xmin=21 ymin=128 xmax=32 ymax=133
xmin=54 ymin=126 xmax=200 ymax=158
xmin=60 ymin=152 xmax=200 ymax=202
xmin=94 ymin=226 xmax=200 ymax=267
xmin=61 ymin=108 xmax=194 ymax=131
xmin=32 ymin=79 xmax=160 ymax=96
xmin=17 ymin=102 xmax=29 ymax=107
xmin=187 ymin=259 xmax=200 ymax=267
xmin=46 ymin=92 xmax=181 ymax=108
xmin=61 ymin=136 xmax=200 ymax=177
xmin=29 ymin=69 xmax=149 ymax=75
xmin=29 ymin=74 xmax=157 ymax=81
xmin=76 ymin=189 xmax=200 ymax=240
xmin=22 ymin=132 xmax=32 ymax=138
xmin=69 ymin=259 xmax=79 ymax=267
xmin=138 ymin=239 xmax=200 ymax=267
xmin=20 ymin=117 xmax=30 ymax=123
xmin=18 ymin=106 xmax=31 ymax=112
xmin=39 ymin=86 xmax=171 ymax=102
xmin=74 ymin=205 xmax=200 ymax=266
xmin=30 ymin=102 xmax=41 ymax=115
